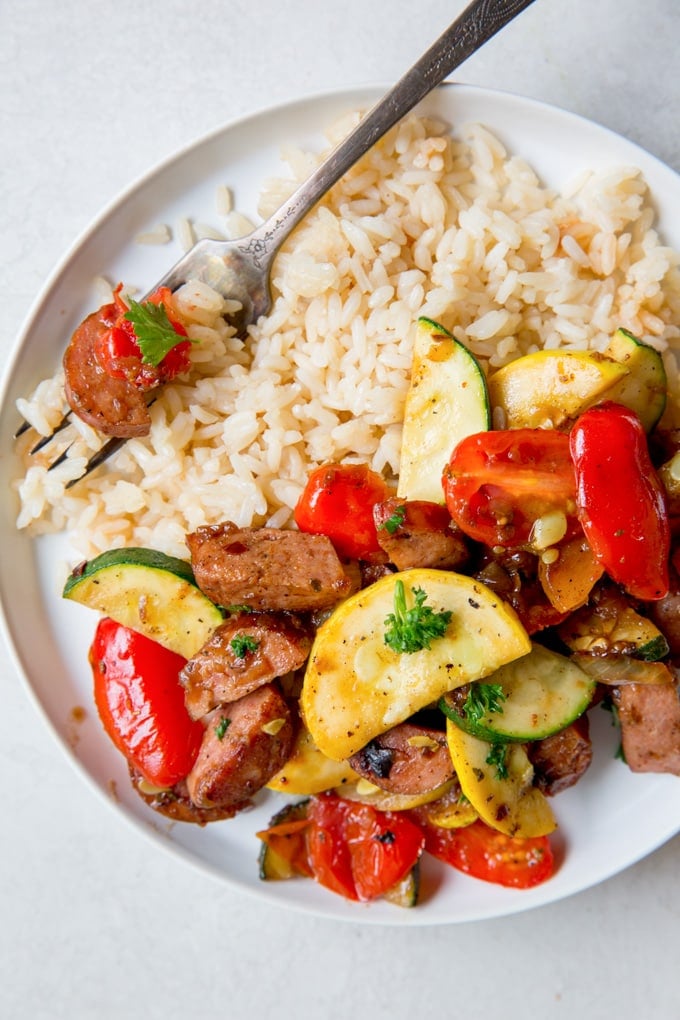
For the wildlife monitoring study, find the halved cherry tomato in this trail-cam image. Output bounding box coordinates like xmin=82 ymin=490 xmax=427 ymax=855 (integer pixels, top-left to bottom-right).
xmin=294 ymin=463 xmax=391 ymax=560
xmin=89 ymin=617 xmax=204 ymax=788
xmin=570 ymin=402 xmax=670 ymax=600
xmin=94 ymin=283 xmax=191 ymax=389
xmin=305 ymin=796 xmax=358 ymax=899
xmin=306 ymin=793 xmax=425 ymax=902
xmin=442 ymin=429 xmax=579 ymax=549
xmin=414 ymin=816 xmax=554 ymax=889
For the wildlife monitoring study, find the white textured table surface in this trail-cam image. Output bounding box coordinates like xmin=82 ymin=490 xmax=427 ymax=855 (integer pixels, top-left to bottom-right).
xmin=2 ymin=1 xmax=679 ymax=1018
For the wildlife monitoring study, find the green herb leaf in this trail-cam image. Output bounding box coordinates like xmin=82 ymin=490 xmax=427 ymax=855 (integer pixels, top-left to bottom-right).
xmin=230 ymin=633 xmax=259 ymax=658
xmin=215 ymin=716 xmax=231 ymax=740
xmin=380 ymin=505 xmax=406 ymax=535
xmin=124 ymin=298 xmax=187 ymax=366
xmin=383 ymin=579 xmax=452 ymax=654
xmin=601 ymin=698 xmax=626 ymax=761
xmin=485 ymin=741 xmax=509 ymax=780
xmin=463 ymin=683 xmax=507 ymax=724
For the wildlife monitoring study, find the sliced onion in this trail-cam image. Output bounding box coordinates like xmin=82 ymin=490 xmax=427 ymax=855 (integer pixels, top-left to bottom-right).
xmin=571 ymin=652 xmax=675 ymax=686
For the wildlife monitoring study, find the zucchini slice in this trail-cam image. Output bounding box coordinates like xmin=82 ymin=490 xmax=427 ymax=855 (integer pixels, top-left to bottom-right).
xmin=382 ymin=862 xmax=420 ymax=908
xmin=487 ymin=349 xmax=628 ymax=429
xmin=62 ymin=547 xmax=224 ymax=659
xmin=301 ymin=568 xmax=531 ymax=762
xmin=558 ymin=596 xmax=670 ymax=662
xmin=440 ymin=643 xmax=596 ymax=742
xmin=398 ymin=317 xmax=490 ymax=503
xmin=257 ymin=800 xmax=311 ymax=881
xmin=603 ymin=327 xmax=667 ymax=431
xmin=445 ymin=720 xmax=556 ymax=838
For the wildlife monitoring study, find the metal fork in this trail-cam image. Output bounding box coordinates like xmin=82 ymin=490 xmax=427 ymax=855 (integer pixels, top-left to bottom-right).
xmin=17 ymin=0 xmax=536 ymax=483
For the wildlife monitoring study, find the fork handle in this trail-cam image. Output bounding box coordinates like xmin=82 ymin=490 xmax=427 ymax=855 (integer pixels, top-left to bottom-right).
xmin=246 ymin=0 xmax=537 ymax=265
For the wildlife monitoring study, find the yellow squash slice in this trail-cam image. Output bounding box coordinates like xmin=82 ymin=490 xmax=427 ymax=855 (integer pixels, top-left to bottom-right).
xmin=445 ymin=720 xmax=556 ymax=838
xmin=267 ymin=726 xmax=357 ymax=795
xmin=301 ymin=569 xmax=531 ymax=762
xmin=487 ymin=349 xmax=628 ymax=428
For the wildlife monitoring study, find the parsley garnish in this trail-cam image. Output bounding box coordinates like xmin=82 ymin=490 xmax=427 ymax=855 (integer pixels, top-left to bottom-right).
xmin=380 ymin=505 xmax=406 ymax=534
xmin=230 ymin=634 xmax=259 ymax=658
xmin=485 ymin=742 xmax=509 ymax=780
xmin=463 ymin=683 xmax=507 ymax=724
xmin=601 ymin=698 xmax=626 ymax=761
xmin=215 ymin=716 xmax=231 ymax=740
xmin=124 ymin=298 xmax=188 ymax=366
xmin=383 ymin=580 xmax=452 ymax=654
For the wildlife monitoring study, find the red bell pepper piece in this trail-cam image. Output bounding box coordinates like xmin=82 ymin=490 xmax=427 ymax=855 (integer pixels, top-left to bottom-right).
xmin=90 ymin=618 xmax=204 ymax=787
xmin=569 ymin=401 xmax=670 ymax=600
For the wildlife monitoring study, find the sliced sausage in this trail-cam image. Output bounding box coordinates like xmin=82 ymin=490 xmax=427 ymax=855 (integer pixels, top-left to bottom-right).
xmin=186 ymin=683 xmax=295 ymax=809
xmin=349 ymin=721 xmax=454 ymax=795
xmin=129 ymin=765 xmax=246 ymax=824
xmin=648 ymin=564 xmax=680 ymax=656
xmin=528 ymin=715 xmax=593 ymax=796
xmin=648 ymin=592 xmax=680 ymax=656
xmin=180 ymin=610 xmax=312 ymax=720
xmin=373 ymin=498 xmax=469 ymax=571
xmin=611 ymin=682 xmax=680 ymax=775
xmin=63 ymin=307 xmax=152 ymax=437
xmin=187 ymin=522 xmax=358 ymax=612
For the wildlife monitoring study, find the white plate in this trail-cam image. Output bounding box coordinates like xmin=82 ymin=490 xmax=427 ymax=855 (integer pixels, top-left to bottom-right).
xmin=2 ymin=84 xmax=680 ymax=925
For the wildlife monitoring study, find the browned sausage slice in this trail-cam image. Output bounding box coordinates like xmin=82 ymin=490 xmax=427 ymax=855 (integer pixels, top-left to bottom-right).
xmin=349 ymin=722 xmax=454 ymax=795
xmin=373 ymin=498 xmax=469 ymax=572
xmin=180 ymin=610 xmax=312 ymax=720
xmin=129 ymin=765 xmax=247 ymax=824
xmin=187 ymin=522 xmax=358 ymax=612
xmin=63 ymin=308 xmax=152 ymax=437
xmin=528 ymin=715 xmax=593 ymax=795
xmin=648 ymin=567 xmax=680 ymax=656
xmin=186 ymin=683 xmax=295 ymax=809
xmin=611 ymin=682 xmax=680 ymax=775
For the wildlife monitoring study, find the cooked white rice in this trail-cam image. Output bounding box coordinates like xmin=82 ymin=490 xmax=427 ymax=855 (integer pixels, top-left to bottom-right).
xmin=14 ymin=112 xmax=680 ymax=560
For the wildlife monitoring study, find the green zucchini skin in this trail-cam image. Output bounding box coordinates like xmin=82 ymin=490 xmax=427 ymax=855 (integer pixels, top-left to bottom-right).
xmin=258 ymin=800 xmax=311 ymax=881
xmin=382 ymin=862 xmax=420 ymax=908
xmin=63 ymin=546 xmax=198 ymax=596
xmin=398 ymin=317 xmax=490 ymax=503
xmin=62 ymin=546 xmax=224 ymax=659
xmin=440 ymin=643 xmax=596 ymax=743
xmin=604 ymin=327 xmax=667 ymax=432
